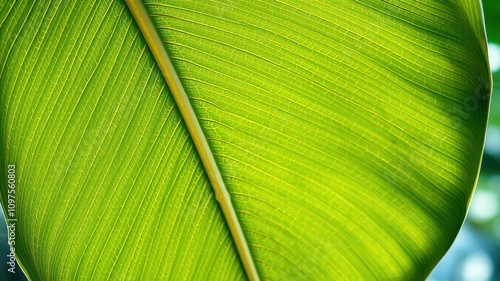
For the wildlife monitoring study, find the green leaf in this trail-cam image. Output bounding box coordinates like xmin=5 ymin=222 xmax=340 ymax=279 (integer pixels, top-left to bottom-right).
xmin=0 ymin=0 xmax=491 ymax=280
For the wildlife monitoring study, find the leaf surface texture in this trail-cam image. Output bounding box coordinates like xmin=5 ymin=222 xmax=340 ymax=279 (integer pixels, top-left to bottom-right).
xmin=0 ymin=0 xmax=491 ymax=280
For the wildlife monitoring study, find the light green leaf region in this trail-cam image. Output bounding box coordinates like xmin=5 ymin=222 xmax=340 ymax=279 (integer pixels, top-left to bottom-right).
xmin=0 ymin=0 xmax=491 ymax=280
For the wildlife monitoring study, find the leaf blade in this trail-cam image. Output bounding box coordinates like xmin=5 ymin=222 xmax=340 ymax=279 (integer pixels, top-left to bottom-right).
xmin=144 ymin=0 xmax=490 ymax=279
xmin=0 ymin=0 xmax=491 ymax=280
xmin=1 ymin=0 xmax=244 ymax=279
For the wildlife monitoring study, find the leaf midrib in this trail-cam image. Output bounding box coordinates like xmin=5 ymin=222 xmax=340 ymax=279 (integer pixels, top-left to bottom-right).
xmin=124 ymin=1 xmax=259 ymax=280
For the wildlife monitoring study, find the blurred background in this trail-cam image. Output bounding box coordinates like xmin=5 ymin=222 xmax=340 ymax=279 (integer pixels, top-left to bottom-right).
xmin=0 ymin=1 xmax=498 ymax=280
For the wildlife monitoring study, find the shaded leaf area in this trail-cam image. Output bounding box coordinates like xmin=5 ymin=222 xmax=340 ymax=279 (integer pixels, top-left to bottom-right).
xmin=0 ymin=0 xmax=491 ymax=280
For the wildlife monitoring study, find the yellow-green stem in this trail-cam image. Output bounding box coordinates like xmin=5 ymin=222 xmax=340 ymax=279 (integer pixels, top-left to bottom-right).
xmin=124 ymin=1 xmax=260 ymax=280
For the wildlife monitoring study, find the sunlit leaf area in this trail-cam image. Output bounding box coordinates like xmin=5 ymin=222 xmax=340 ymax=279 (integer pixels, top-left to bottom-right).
xmin=0 ymin=0 xmax=497 ymax=280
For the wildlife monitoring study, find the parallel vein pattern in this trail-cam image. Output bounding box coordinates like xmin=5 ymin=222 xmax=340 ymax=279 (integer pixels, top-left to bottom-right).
xmin=1 ymin=0 xmax=244 ymax=280
xmin=124 ymin=1 xmax=259 ymax=280
xmin=0 ymin=0 xmax=490 ymax=280
xmin=144 ymin=0 xmax=490 ymax=279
